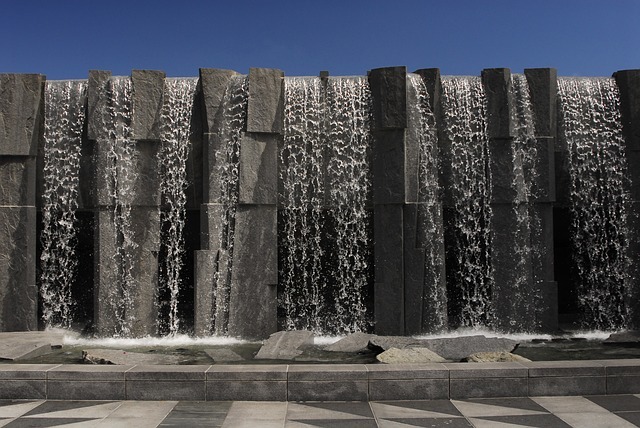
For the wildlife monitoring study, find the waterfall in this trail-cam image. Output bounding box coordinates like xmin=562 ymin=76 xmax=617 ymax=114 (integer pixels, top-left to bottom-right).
xmin=558 ymin=77 xmax=631 ymax=330
xmin=440 ymin=76 xmax=494 ymax=328
xmin=158 ymin=78 xmax=197 ymax=335
xmin=510 ymin=74 xmax=540 ymax=328
xmin=211 ymin=75 xmax=249 ymax=335
xmin=407 ymin=73 xmax=447 ymax=331
xmin=102 ymin=76 xmax=137 ymax=336
xmin=40 ymin=80 xmax=87 ymax=328
xmin=281 ymin=77 xmax=326 ymax=332
xmin=280 ymin=76 xmax=372 ymax=334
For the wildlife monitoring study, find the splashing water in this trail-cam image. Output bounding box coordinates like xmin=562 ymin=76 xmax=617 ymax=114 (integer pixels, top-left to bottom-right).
xmin=40 ymin=80 xmax=87 ymax=328
xmin=158 ymin=78 xmax=197 ymax=335
xmin=102 ymin=76 xmax=138 ymax=337
xmin=280 ymin=76 xmax=372 ymax=334
xmin=440 ymin=76 xmax=494 ymax=328
xmin=558 ymin=77 xmax=631 ymax=330
xmin=407 ymin=73 xmax=447 ymax=331
xmin=211 ymin=75 xmax=249 ymax=335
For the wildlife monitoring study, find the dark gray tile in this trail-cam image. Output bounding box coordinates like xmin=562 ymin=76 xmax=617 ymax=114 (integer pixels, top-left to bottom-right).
xmin=292 ymin=402 xmax=374 ymax=418
xmin=170 ymin=401 xmax=232 ymax=413
xmin=22 ymin=400 xmax=114 ymax=416
xmin=374 ymin=400 xmax=463 ymax=416
xmin=587 ymin=395 xmax=640 ymax=412
xmin=465 ymin=397 xmax=550 ymax=413
xmin=471 ymin=414 xmax=572 ymax=427
xmin=616 ymin=411 xmax=640 ymax=426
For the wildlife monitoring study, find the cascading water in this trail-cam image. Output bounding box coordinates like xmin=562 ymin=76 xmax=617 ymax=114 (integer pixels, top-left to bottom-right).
xmin=157 ymin=78 xmax=198 ymax=335
xmin=281 ymin=77 xmax=326 ymax=332
xmin=558 ymin=77 xmax=631 ymax=330
xmin=211 ymin=75 xmax=249 ymax=335
xmin=280 ymin=76 xmax=372 ymax=334
xmin=440 ymin=76 xmax=494 ymax=328
xmin=510 ymin=74 xmax=541 ymax=328
xmin=102 ymin=76 xmax=138 ymax=337
xmin=40 ymin=80 xmax=87 ymax=328
xmin=407 ymin=73 xmax=447 ymax=331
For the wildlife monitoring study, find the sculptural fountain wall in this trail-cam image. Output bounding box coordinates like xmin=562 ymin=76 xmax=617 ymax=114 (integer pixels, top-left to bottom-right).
xmin=0 ymin=67 xmax=638 ymax=338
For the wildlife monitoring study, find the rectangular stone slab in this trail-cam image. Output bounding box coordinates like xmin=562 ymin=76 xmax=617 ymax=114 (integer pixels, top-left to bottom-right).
xmin=0 ymin=206 xmax=36 ymax=331
xmin=481 ymin=68 xmax=514 ymax=139
xmin=238 ymin=133 xmax=277 ymax=205
xmin=131 ymin=70 xmax=166 ymax=140
xmin=0 ymin=157 xmax=35 ymax=206
xmin=246 ymin=68 xmax=284 ymax=134
xmin=0 ymin=74 xmax=44 ymax=156
xmin=199 ymin=68 xmax=238 ymax=134
xmin=524 ymin=68 xmax=557 ymax=138
xmin=87 ymin=70 xmax=112 ymax=141
xmin=369 ymin=66 xmax=407 ymax=130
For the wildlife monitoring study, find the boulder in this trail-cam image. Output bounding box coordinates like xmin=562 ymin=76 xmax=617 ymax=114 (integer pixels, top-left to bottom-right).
xmin=205 ymin=348 xmax=244 ymax=362
xmin=324 ymin=332 xmax=378 ymax=353
xmin=376 ymin=347 xmax=447 ymax=364
xmin=463 ymin=351 xmax=531 ymax=363
xmin=254 ymin=330 xmax=314 ymax=360
xmin=604 ymin=331 xmax=640 ymax=344
xmin=367 ymin=336 xmax=424 ymax=353
xmin=421 ymin=336 xmax=519 ymax=361
xmin=82 ymin=349 xmax=183 ymax=365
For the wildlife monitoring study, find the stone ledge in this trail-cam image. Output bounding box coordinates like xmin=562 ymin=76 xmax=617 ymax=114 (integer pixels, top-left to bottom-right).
xmin=0 ymin=359 xmax=637 ymax=400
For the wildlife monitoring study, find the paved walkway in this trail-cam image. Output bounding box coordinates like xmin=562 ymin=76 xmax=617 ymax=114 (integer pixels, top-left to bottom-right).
xmin=1 ymin=394 xmax=640 ymax=427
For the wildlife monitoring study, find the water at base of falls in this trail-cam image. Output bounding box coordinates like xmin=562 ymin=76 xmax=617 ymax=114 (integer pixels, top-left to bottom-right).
xmin=558 ymin=77 xmax=631 ymax=331
xmin=280 ymin=76 xmax=373 ymax=335
xmin=40 ymin=80 xmax=87 ymax=329
xmin=440 ymin=76 xmax=494 ymax=328
xmin=157 ymin=78 xmax=198 ymax=336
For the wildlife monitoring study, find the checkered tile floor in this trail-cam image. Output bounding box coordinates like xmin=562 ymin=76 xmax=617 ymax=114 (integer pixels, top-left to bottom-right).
xmin=1 ymin=395 xmax=639 ymax=427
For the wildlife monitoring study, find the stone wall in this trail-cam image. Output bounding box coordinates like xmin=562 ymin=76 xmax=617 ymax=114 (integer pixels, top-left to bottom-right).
xmin=0 ymin=66 xmax=638 ymax=336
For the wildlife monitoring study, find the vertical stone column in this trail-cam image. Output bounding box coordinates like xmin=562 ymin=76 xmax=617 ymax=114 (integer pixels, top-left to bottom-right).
xmin=196 ymin=68 xmax=239 ymax=336
xmin=370 ymin=66 xmax=407 ymax=335
xmin=226 ymin=67 xmax=280 ymax=338
xmin=89 ymin=70 xmax=165 ymax=336
xmin=614 ymin=69 xmax=640 ymax=329
xmin=482 ymin=68 xmax=535 ymax=331
xmin=0 ymin=74 xmax=43 ymax=331
xmin=412 ymin=68 xmax=448 ymax=334
xmin=525 ymin=68 xmax=558 ymax=332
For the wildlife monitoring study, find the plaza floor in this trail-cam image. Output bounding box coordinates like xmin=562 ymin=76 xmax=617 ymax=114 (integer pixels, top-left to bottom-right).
xmin=2 ymin=394 xmax=640 ymax=427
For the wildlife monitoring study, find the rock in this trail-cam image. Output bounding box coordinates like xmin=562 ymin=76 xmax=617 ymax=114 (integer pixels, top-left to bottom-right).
xmin=204 ymin=348 xmax=244 ymax=362
xmin=463 ymin=352 xmax=531 ymax=363
xmin=376 ymin=347 xmax=447 ymax=364
xmin=247 ymin=68 xmax=284 ymax=133
xmin=82 ymin=349 xmax=183 ymax=365
xmin=254 ymin=330 xmax=314 ymax=360
xmin=368 ymin=335 xmax=519 ymax=361
xmin=367 ymin=336 xmax=425 ymax=353
xmin=324 ymin=332 xmax=378 ymax=353
xmin=604 ymin=331 xmax=640 ymax=344
xmin=131 ymin=70 xmax=165 ymax=140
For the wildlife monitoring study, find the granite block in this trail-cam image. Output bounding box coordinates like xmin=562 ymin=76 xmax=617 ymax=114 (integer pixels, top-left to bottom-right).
xmin=450 ymin=377 xmax=528 ymax=399
xmin=0 ymin=364 xmax=57 ymax=379
xmin=0 ymin=206 xmax=37 ymax=331
xmin=481 ymin=68 xmax=513 ymax=138
xmin=47 ymin=364 xmax=130 ymax=380
xmin=366 ymin=364 xmax=449 ymax=380
xmin=607 ymin=375 xmax=640 ymax=394
xmin=0 ymin=380 xmax=46 ymax=399
xmin=288 ymin=380 xmax=368 ymax=401
xmin=0 ymin=156 xmax=35 ymax=206
xmin=414 ymin=68 xmax=442 ymax=114
xmin=0 ymin=73 xmax=44 ymax=156
xmin=194 ymin=249 xmax=216 ymax=336
xmin=369 ymin=379 xmax=449 ymax=401
xmin=206 ymin=380 xmax=287 ymax=401
xmin=238 ymin=133 xmax=277 ymax=204
xmin=369 ymin=66 xmax=407 ymax=130
xmin=445 ymin=362 xmax=528 ymax=378
xmin=372 ymin=129 xmax=405 ymax=205
xmin=87 ymin=70 xmax=112 ymax=140
xmin=126 ymin=380 xmax=206 ymax=401
xmin=47 ymin=380 xmax=125 ymax=400
xmin=247 ymin=68 xmax=284 ymax=134
xmin=125 ymin=365 xmax=209 ymax=380
xmin=131 ymin=70 xmax=166 ymax=140
xmin=524 ymin=68 xmax=557 ymax=137
xmin=287 ymin=364 xmax=368 ymax=381
xmin=528 ymin=376 xmax=606 ymax=396
xmin=199 ymin=68 xmax=239 ymax=134
xmin=614 ymin=69 xmax=640 ymax=151
xmin=206 ymin=365 xmax=288 ymax=381
xmin=524 ymin=360 xmax=606 ymax=377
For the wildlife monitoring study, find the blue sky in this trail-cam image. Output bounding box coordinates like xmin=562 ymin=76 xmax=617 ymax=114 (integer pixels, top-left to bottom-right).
xmin=1 ymin=0 xmax=638 ymax=79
